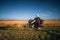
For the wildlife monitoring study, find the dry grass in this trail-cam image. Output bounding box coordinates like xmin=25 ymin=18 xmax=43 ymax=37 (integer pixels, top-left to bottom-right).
xmin=0 ymin=20 xmax=28 ymax=26
xmin=0 ymin=26 xmax=60 ymax=40
xmin=43 ymin=20 xmax=60 ymax=26
xmin=0 ymin=20 xmax=60 ymax=26
xmin=0 ymin=20 xmax=60 ymax=40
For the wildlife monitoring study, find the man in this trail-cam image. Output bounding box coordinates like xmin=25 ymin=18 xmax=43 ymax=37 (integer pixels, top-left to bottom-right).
xmin=34 ymin=14 xmax=40 ymax=29
xmin=32 ymin=14 xmax=44 ymax=30
xmin=28 ymin=14 xmax=44 ymax=30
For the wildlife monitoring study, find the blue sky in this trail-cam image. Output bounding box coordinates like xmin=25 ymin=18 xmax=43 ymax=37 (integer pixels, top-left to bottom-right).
xmin=0 ymin=0 xmax=60 ymax=20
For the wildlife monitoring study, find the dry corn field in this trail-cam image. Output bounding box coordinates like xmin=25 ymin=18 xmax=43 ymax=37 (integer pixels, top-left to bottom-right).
xmin=0 ymin=20 xmax=60 ymax=26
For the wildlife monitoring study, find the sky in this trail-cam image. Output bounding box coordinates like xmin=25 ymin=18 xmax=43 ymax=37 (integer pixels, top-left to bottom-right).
xmin=0 ymin=0 xmax=60 ymax=20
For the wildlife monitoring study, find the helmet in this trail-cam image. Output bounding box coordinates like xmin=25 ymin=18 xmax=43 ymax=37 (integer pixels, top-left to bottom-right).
xmin=36 ymin=14 xmax=39 ymax=17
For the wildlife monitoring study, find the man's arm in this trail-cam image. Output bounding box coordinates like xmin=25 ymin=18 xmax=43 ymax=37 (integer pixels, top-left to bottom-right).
xmin=31 ymin=20 xmax=36 ymax=24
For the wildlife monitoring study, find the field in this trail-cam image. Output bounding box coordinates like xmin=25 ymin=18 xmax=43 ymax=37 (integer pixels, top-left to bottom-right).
xmin=0 ymin=20 xmax=28 ymax=26
xmin=0 ymin=20 xmax=60 ymax=40
xmin=0 ymin=20 xmax=60 ymax=26
xmin=0 ymin=26 xmax=60 ymax=40
xmin=44 ymin=20 xmax=60 ymax=26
